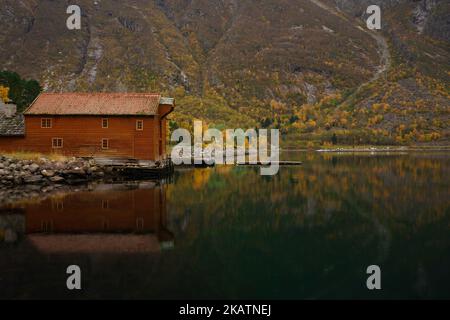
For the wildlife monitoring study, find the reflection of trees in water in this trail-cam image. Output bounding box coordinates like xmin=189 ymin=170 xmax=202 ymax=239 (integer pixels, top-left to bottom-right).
xmin=163 ymin=154 xmax=449 ymax=298
xmin=167 ymin=154 xmax=449 ymax=235
xmin=1 ymin=155 xmax=448 ymax=299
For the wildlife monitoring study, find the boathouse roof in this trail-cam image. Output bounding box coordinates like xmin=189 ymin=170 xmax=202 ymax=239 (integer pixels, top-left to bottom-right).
xmin=0 ymin=100 xmax=25 ymax=136
xmin=24 ymin=93 xmax=175 ymax=116
xmin=0 ymin=113 xmax=25 ymax=136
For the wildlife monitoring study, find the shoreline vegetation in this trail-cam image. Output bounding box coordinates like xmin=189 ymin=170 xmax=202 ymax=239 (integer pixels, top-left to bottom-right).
xmin=283 ymin=145 xmax=450 ymax=152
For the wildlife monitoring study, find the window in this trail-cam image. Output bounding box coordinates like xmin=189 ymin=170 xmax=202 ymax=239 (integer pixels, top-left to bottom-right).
xmin=52 ymin=138 xmax=63 ymax=149
xmin=41 ymin=118 xmax=52 ymax=128
xmin=102 ymin=118 xmax=109 ymax=128
xmin=102 ymin=139 xmax=109 ymax=149
xmin=136 ymin=120 xmax=144 ymax=131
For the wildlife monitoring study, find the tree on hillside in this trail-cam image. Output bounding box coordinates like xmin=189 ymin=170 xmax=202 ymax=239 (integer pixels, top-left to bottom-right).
xmin=0 ymin=71 xmax=42 ymax=111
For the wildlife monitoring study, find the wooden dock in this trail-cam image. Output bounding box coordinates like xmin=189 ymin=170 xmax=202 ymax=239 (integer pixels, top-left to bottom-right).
xmin=92 ymin=157 xmax=174 ymax=179
xmin=237 ymin=161 xmax=303 ymax=166
xmin=88 ymin=157 xmax=302 ymax=179
xmin=173 ymin=157 xmax=302 ymax=168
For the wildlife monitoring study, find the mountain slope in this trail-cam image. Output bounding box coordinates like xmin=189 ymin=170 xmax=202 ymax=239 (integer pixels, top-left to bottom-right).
xmin=0 ymin=0 xmax=448 ymax=144
xmin=311 ymin=0 xmax=450 ymax=146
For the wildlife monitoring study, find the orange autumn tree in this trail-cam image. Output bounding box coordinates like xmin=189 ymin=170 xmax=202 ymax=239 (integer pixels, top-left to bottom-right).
xmin=0 ymin=85 xmax=10 ymax=103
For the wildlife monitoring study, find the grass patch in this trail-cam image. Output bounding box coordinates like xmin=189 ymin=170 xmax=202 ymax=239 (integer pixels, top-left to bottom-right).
xmin=2 ymin=152 xmax=68 ymax=162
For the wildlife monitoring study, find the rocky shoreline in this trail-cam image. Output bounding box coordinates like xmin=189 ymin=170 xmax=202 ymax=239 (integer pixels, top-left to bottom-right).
xmin=0 ymin=155 xmax=174 ymax=189
xmin=0 ymin=155 xmax=115 ymax=187
xmin=0 ymin=155 xmax=173 ymax=207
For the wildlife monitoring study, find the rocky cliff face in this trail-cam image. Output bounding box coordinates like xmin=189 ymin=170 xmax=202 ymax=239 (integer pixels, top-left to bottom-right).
xmin=417 ymin=0 xmax=450 ymax=42
xmin=330 ymin=0 xmax=449 ymax=41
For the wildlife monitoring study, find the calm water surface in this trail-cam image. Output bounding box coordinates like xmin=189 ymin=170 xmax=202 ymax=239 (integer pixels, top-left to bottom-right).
xmin=0 ymin=152 xmax=449 ymax=299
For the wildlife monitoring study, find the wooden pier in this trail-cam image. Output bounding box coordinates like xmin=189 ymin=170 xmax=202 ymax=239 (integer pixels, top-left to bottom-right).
xmin=175 ymin=158 xmax=303 ymax=167
xmin=89 ymin=156 xmax=302 ymax=180
xmin=92 ymin=157 xmax=174 ymax=179
xmin=237 ymin=161 xmax=303 ymax=166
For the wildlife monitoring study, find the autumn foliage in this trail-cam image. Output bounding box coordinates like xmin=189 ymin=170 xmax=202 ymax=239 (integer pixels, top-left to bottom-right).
xmin=0 ymin=85 xmax=9 ymax=103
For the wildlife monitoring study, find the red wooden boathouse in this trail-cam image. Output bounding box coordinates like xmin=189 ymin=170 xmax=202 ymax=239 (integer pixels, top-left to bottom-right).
xmin=0 ymin=93 xmax=175 ymax=161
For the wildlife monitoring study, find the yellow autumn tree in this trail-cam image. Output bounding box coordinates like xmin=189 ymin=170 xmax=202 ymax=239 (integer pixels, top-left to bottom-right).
xmin=0 ymin=85 xmax=10 ymax=103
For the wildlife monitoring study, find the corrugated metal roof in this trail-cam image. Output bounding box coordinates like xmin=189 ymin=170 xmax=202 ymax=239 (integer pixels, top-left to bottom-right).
xmin=24 ymin=93 xmax=172 ymax=116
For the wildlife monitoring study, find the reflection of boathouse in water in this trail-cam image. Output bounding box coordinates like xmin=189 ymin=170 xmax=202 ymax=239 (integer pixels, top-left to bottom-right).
xmin=2 ymin=182 xmax=174 ymax=253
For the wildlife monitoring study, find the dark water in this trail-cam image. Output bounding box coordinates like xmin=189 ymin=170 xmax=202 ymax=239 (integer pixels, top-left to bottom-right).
xmin=0 ymin=152 xmax=449 ymax=299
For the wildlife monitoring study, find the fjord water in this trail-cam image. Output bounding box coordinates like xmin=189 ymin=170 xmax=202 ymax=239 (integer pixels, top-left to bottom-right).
xmin=0 ymin=152 xmax=449 ymax=299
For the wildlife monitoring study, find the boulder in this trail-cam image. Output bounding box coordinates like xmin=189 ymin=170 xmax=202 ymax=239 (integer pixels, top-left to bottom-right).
xmin=41 ymin=170 xmax=55 ymax=177
xmin=53 ymin=162 xmax=66 ymax=170
xmin=66 ymin=167 xmax=86 ymax=175
xmin=23 ymin=175 xmax=43 ymax=184
xmin=50 ymin=176 xmax=65 ymax=183
xmin=29 ymin=163 xmax=40 ymax=173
